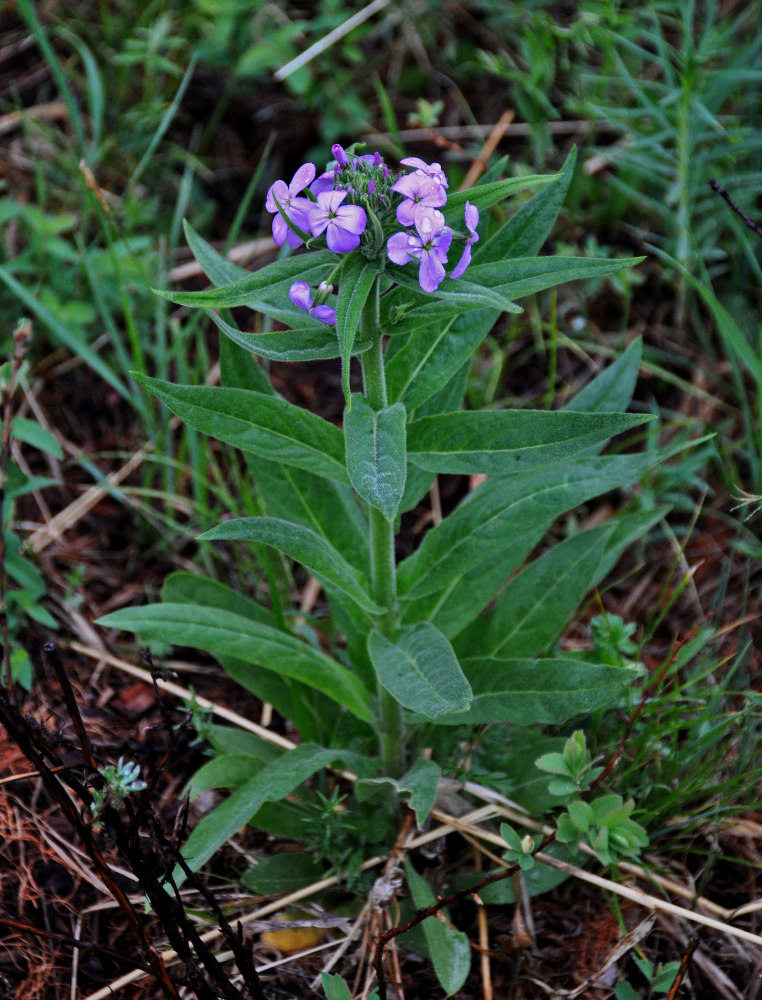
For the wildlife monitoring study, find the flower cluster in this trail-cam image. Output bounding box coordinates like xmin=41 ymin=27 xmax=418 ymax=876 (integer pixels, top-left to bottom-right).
xmin=265 ymin=143 xmax=479 ymax=322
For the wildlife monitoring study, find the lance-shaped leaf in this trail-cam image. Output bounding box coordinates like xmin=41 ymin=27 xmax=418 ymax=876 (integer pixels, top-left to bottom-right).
xmin=208 ymin=308 xmax=357 ymax=362
xmin=336 ymin=256 xmax=377 ymax=406
xmin=97 ymin=603 xmax=373 ymax=722
xmin=184 ymin=219 xmax=249 ymax=285
xmin=199 ymin=517 xmax=382 ymax=614
xmin=443 ymin=173 xmax=558 ymax=222
xmin=474 ymin=146 xmax=576 ymax=262
xmin=153 ymin=249 xmax=335 ymax=309
xmin=468 ymin=255 xmax=645 ymax=301
xmin=367 ymin=623 xmax=472 ymax=719
xmin=344 ymin=394 xmax=407 ymax=521
xmin=177 ymin=743 xmax=347 ymax=876
xmin=404 ymin=859 xmax=471 ymax=996
xmin=397 ymin=452 xmax=666 ymax=603
xmin=390 ymin=268 xmax=521 ymax=314
xmin=438 ymin=658 xmax=636 ymax=725
xmin=407 ymin=409 xmax=654 ymax=474
xmin=565 ymin=337 xmax=642 ymax=416
xmin=132 ymin=374 xmax=348 ymax=483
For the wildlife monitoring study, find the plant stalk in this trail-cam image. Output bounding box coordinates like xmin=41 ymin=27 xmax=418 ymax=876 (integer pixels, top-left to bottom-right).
xmin=359 ymin=278 xmax=404 ymax=777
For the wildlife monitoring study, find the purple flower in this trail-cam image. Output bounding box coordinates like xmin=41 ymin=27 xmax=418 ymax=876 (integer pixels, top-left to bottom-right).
xmin=331 ymin=143 xmax=349 ymax=166
xmin=400 ymin=156 xmax=449 ymax=190
xmin=391 ymin=172 xmax=447 ymax=226
xmin=450 ymin=201 xmax=480 ymax=280
xmin=387 ymin=206 xmax=453 ymax=293
xmin=265 ymin=163 xmax=315 ymax=248
xmin=289 ymin=281 xmax=336 ymax=325
xmin=311 ymin=170 xmax=337 ymax=195
xmin=308 ymin=189 xmax=367 ymax=253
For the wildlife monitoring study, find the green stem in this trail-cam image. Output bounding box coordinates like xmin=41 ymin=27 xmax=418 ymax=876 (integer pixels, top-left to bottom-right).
xmin=359 ymin=279 xmax=404 ymax=777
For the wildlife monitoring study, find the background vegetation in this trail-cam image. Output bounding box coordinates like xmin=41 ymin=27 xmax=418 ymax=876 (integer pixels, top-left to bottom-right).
xmin=0 ymin=0 xmax=760 ymax=997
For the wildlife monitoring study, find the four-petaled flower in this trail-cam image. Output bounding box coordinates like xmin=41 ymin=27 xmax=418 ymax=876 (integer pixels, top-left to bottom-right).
xmin=450 ymin=201 xmax=479 ymax=280
xmin=308 ymin=189 xmax=367 ymax=253
xmin=400 ymin=156 xmax=449 ymax=190
xmin=289 ymin=281 xmax=336 ymax=325
xmin=390 ymin=172 xmax=447 ymax=226
xmin=265 ymin=163 xmax=315 ymax=248
xmin=387 ymin=206 xmax=453 ymax=293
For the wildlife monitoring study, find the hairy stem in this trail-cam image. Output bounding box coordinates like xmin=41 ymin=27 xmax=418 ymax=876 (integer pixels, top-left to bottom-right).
xmin=359 ymin=279 xmax=404 ymax=776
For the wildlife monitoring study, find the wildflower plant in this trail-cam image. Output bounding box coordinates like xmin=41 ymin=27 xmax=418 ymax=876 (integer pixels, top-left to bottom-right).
xmin=89 ymin=757 xmax=147 ymax=833
xmin=98 ymin=144 xmax=668 ymax=886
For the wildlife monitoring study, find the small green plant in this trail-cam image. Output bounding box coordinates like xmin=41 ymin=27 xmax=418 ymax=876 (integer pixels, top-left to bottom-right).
xmin=1 ymin=322 xmax=60 ymax=689
xmin=89 ymin=757 xmax=148 ymax=833
xmin=534 ymin=730 xmax=649 ymax=866
xmin=616 ymin=957 xmax=683 ymax=1000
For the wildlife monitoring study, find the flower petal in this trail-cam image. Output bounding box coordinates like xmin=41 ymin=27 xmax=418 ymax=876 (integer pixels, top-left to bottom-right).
xmin=450 ymin=243 xmax=472 ymax=280
xmin=289 ymin=282 xmax=313 ymax=311
xmin=418 ymin=251 xmax=446 ymax=293
xmin=325 ymin=222 xmax=361 ymax=253
xmin=265 ymin=179 xmax=288 ymax=214
xmin=289 ymin=162 xmax=316 ymax=196
xmin=464 ymin=200 xmax=479 ymax=237
xmin=335 ymin=204 xmax=367 ymax=235
xmin=311 ymin=304 xmax=336 ymax=325
xmin=387 ymin=231 xmax=419 ymax=265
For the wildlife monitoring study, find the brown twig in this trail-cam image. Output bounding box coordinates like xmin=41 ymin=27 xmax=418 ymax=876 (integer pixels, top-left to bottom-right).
xmin=0 ymin=644 xmax=268 ymax=999
xmin=666 ymin=936 xmax=699 ymax=1000
xmin=0 ymin=916 xmax=168 ymax=980
xmin=709 ymin=179 xmax=762 ymax=239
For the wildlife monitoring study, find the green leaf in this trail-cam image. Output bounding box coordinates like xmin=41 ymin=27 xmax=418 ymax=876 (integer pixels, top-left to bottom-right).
xmin=455 ymin=523 xmax=617 ymax=660
xmin=183 ymin=219 xmax=249 ymax=285
xmin=153 ymin=249 xmax=335 ymax=309
xmin=344 ymin=394 xmax=407 ymax=521
xmin=219 ymin=330 xmax=274 ymax=395
xmin=476 ymin=146 xmax=576 ymax=261
xmin=254 ymin=461 xmax=369 ymax=578
xmin=565 ymin=338 xmax=642 ymax=415
xmin=10 ymin=417 xmax=64 ymax=458
xmin=96 ymin=603 xmax=373 ymax=722
xmin=321 ymin=974 xmax=353 ymax=1000
xmin=199 ymin=516 xmax=382 ymax=614
xmin=356 ymin=758 xmax=440 ymax=827
xmin=242 ymin=853 xmax=325 ymax=895
xmin=403 ymin=859 xmax=471 ymax=996
xmin=386 ymin=310 xmax=496 ymax=411
xmin=187 ymin=754 xmax=265 ymax=796
xmin=132 ymin=374 xmax=348 ymax=483
xmin=367 ymin=623 xmax=472 ymax=719
xmin=407 ymin=410 xmax=654 ymax=474
xmin=444 ymin=173 xmax=558 ymax=221
xmin=388 ymin=268 xmax=522 ymax=314
xmin=397 ymin=453 xmax=662 ymax=603
xmin=399 ymin=758 xmax=440 ymax=826
xmin=162 ymin=571 xmax=276 ymax=627
xmin=160 ymin=573 xmax=317 ymax=736
xmin=178 ymin=743 xmax=340 ymax=875
xmin=336 ymin=256 xmax=377 ymax=405
xmin=468 ymin=255 xmax=645 ymax=301
xmin=208 ymin=309 xmax=350 ymax=362
xmin=438 ymin=657 xmax=636 ymax=725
